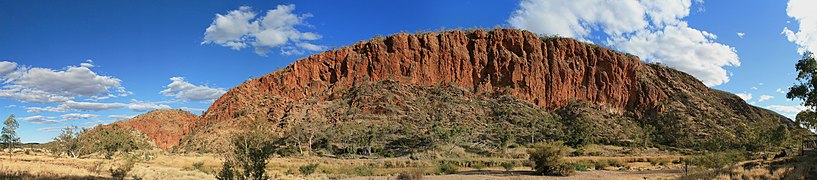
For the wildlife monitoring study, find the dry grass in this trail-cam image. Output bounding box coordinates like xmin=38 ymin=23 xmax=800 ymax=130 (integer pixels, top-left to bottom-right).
xmin=0 ymin=148 xmax=697 ymax=180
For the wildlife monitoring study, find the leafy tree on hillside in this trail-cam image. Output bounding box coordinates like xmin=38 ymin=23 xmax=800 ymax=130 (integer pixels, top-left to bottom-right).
xmin=92 ymin=125 xmax=150 ymax=159
xmin=787 ymin=51 xmax=817 ymax=130
xmin=2 ymin=114 xmax=20 ymax=155
xmin=53 ymin=126 xmax=91 ymax=158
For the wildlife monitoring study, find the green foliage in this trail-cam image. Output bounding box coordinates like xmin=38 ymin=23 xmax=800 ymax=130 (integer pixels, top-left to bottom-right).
xmin=684 ymin=151 xmax=747 ymax=169
xmin=91 ymin=125 xmax=150 ymax=159
xmin=796 ymin=110 xmax=817 ymax=130
xmin=471 ymin=162 xmax=486 ymax=171
xmin=192 ymin=161 xmax=205 ymax=172
xmin=527 ymin=141 xmax=573 ymax=176
xmin=567 ymin=161 xmax=592 ymax=171
xmin=2 ymin=114 xmax=20 ymax=153
xmin=53 ymin=126 xmax=91 ymax=158
xmin=298 ymin=163 xmax=319 ymax=176
xmin=788 ymin=51 xmax=817 ymax=106
xmin=217 ymin=128 xmax=281 ymax=180
xmin=435 ymin=162 xmax=459 ymax=175
xmin=592 ymin=161 xmax=608 ymax=170
xmin=500 ymin=162 xmax=515 ymax=172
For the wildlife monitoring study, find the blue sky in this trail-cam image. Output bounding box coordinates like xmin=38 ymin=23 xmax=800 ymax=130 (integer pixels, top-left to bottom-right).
xmin=1 ymin=0 xmax=814 ymax=143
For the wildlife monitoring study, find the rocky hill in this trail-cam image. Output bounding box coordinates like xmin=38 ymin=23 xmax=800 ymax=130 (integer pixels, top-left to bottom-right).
xmin=105 ymin=29 xmax=796 ymax=153
xmin=108 ymin=110 xmax=197 ymax=150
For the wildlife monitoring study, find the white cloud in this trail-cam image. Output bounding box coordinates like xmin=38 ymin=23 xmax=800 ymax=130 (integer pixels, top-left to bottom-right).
xmin=0 ymin=61 xmax=127 ymax=103
xmin=750 ymin=86 xmax=758 ymax=90
xmin=127 ymin=100 xmax=172 ymax=111
xmin=609 ymin=23 xmax=739 ymax=86
xmin=777 ymin=88 xmax=786 ymax=93
xmin=160 ymin=77 xmax=226 ymax=102
xmin=509 ymin=0 xmax=740 ymax=86
xmin=766 ymin=104 xmax=807 ymax=114
xmin=736 ymin=32 xmax=745 ymax=38
xmin=108 ymin=114 xmax=136 ymax=120
xmin=181 ymin=107 xmax=206 ymax=113
xmin=736 ymin=93 xmax=752 ymax=101
xmin=60 ymin=113 xmax=98 ymax=120
xmin=783 ymin=0 xmax=817 ymax=54
xmin=21 ymin=115 xmax=60 ymax=124
xmin=0 ymin=61 xmax=16 ymax=77
xmin=758 ymin=95 xmax=774 ymax=102
xmin=37 ymin=127 xmax=65 ymax=133
xmin=26 ymin=100 xmax=171 ymax=113
xmin=203 ymin=5 xmax=325 ymax=56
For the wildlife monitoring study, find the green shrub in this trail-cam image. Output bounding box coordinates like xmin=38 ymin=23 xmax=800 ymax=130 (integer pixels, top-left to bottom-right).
xmin=109 ymin=158 xmax=136 ymax=180
xmin=435 ymin=162 xmax=459 ymax=175
xmin=353 ymin=166 xmax=373 ymax=176
xmin=471 ymin=162 xmax=486 ymax=171
xmin=192 ymin=161 xmax=205 ymax=172
xmin=216 ymin=130 xmax=280 ymax=180
xmin=607 ymin=159 xmax=625 ymax=167
xmin=299 ymin=163 xmax=319 ymax=176
xmin=685 ymin=151 xmax=746 ymax=169
xmin=500 ymin=162 xmax=515 ymax=172
xmin=592 ymin=161 xmax=607 ymax=170
xmin=567 ymin=161 xmax=592 ymax=171
xmin=527 ymin=141 xmax=573 ymax=176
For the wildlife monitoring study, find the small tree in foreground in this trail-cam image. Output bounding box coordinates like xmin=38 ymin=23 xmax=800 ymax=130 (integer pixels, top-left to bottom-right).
xmin=527 ymin=141 xmax=573 ymax=176
xmin=217 ymin=130 xmax=281 ymax=180
xmin=2 ymin=114 xmax=20 ymax=155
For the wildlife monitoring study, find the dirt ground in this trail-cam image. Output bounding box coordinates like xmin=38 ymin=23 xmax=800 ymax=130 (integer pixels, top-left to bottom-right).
xmin=345 ymin=169 xmax=684 ymax=180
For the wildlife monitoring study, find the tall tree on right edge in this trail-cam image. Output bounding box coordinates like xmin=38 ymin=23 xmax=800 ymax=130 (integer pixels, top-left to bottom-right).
xmin=787 ymin=51 xmax=817 ymax=130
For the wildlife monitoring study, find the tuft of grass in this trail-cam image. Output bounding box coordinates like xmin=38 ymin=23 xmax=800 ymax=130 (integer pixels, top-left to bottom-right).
xmin=435 ymin=162 xmax=458 ymax=175
xmin=299 ymin=163 xmax=319 ymax=176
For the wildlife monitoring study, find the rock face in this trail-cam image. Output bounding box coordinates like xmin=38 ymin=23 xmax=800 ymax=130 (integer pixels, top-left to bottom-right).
xmin=202 ymin=29 xmax=661 ymax=126
xmin=112 ymin=110 xmax=197 ymax=150
xmin=107 ymin=29 xmax=793 ymax=151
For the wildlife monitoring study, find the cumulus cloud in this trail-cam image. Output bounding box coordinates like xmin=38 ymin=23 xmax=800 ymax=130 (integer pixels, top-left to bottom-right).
xmin=777 ymin=88 xmax=786 ymax=93
xmin=127 ymin=100 xmax=172 ymax=111
xmin=21 ymin=115 xmax=60 ymax=124
xmin=203 ymin=5 xmax=326 ymax=56
xmin=758 ymin=95 xmax=774 ymax=102
xmin=783 ymin=0 xmax=817 ymax=54
xmin=26 ymin=100 xmax=171 ymax=113
xmin=736 ymin=32 xmax=745 ymax=38
xmin=37 ymin=127 xmax=65 ymax=133
xmin=0 ymin=61 xmax=128 ymax=103
xmin=766 ymin=105 xmax=807 ymax=114
xmin=60 ymin=113 xmax=98 ymax=120
xmin=509 ymin=0 xmax=739 ymax=86
xmin=108 ymin=114 xmax=136 ymax=120
xmin=160 ymin=77 xmax=226 ymax=102
xmin=735 ymin=93 xmax=752 ymax=101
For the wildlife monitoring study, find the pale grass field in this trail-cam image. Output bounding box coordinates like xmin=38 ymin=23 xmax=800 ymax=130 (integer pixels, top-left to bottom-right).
xmin=0 ymin=148 xmax=691 ymax=180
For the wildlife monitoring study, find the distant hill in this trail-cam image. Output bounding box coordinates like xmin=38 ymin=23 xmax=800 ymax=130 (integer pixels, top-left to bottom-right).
xmin=97 ymin=29 xmax=800 ymax=154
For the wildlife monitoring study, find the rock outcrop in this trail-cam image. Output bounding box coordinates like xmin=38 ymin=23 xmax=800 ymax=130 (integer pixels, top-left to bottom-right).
xmin=111 ymin=110 xmax=197 ymax=150
xmin=201 ymin=29 xmax=663 ymax=126
xmin=104 ymin=29 xmax=794 ymax=152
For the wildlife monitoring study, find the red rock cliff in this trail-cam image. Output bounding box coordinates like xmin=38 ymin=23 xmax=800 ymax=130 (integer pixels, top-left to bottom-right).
xmin=201 ymin=29 xmax=662 ymax=125
xmin=113 ymin=110 xmax=197 ymax=150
